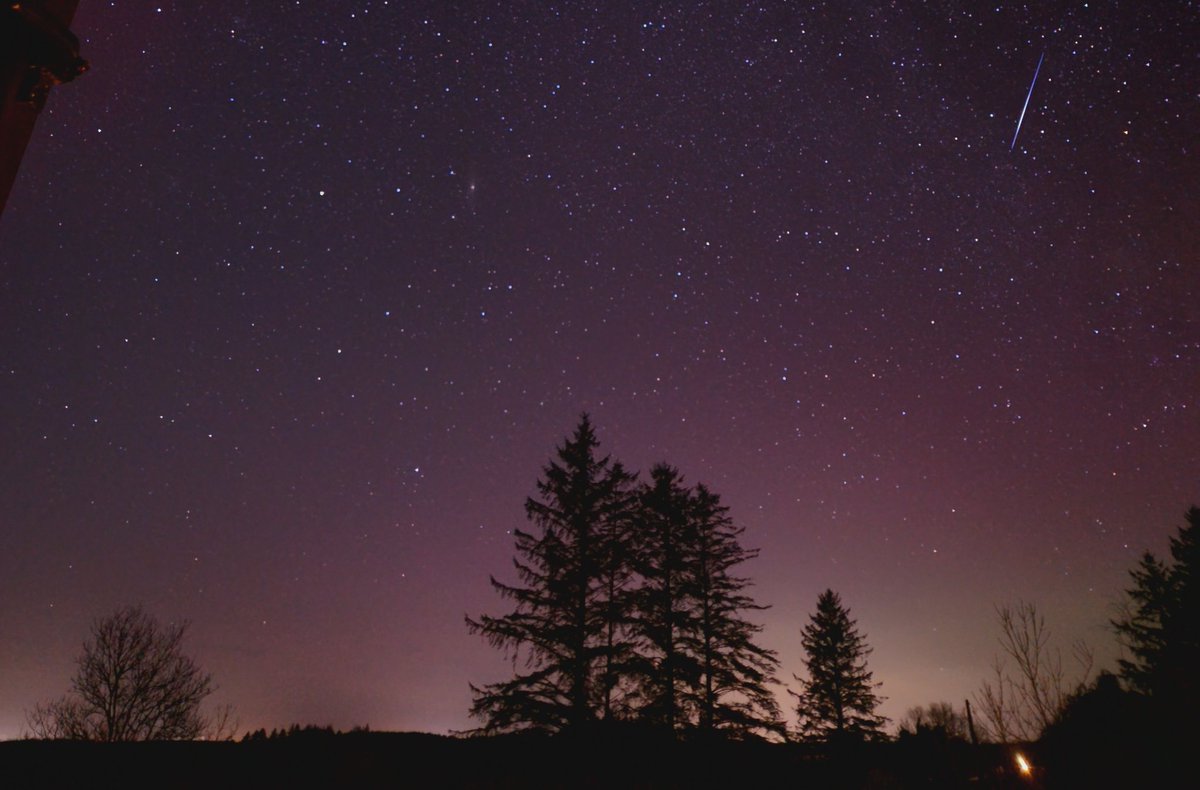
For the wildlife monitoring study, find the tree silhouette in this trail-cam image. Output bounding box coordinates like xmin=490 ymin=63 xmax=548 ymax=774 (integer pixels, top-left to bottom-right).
xmin=26 ymin=606 xmax=215 ymax=741
xmin=1114 ymin=553 xmax=1172 ymax=694
xmin=898 ymin=701 xmax=968 ymax=740
xmin=1113 ymin=506 xmax=1199 ymax=714
xmin=466 ymin=417 xmax=781 ymax=738
xmin=626 ymin=466 xmax=783 ymax=737
xmin=686 ymin=483 xmax=782 ymax=738
xmin=972 ymin=600 xmax=1093 ymax=742
xmin=593 ymin=458 xmax=642 ymax=721
xmin=466 ymin=415 xmax=637 ymax=733
xmin=629 ymin=464 xmax=700 ymax=732
xmin=792 ymin=590 xmax=887 ymax=742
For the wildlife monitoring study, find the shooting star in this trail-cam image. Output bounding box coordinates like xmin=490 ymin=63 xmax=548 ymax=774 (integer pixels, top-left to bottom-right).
xmin=1010 ymin=51 xmax=1045 ymax=152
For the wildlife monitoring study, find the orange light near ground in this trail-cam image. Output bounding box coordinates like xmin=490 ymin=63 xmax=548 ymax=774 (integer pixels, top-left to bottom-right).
xmin=1015 ymin=752 xmax=1032 ymax=777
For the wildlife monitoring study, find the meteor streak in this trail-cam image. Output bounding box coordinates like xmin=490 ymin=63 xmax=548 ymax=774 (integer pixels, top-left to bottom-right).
xmin=1010 ymin=51 xmax=1044 ymax=151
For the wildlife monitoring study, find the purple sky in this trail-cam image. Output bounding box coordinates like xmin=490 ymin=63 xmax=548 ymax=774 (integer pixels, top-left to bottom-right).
xmin=1 ymin=1 xmax=1196 ymax=738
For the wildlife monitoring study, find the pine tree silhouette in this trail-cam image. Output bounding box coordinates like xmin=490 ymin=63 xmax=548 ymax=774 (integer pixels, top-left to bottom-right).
xmin=631 ymin=467 xmax=782 ymax=737
xmin=1114 ymin=506 xmax=1200 ymax=719
xmin=466 ymin=415 xmax=636 ymax=733
xmin=631 ymin=464 xmax=701 ymax=732
xmin=792 ymin=589 xmax=887 ymax=742
xmin=686 ymin=483 xmax=783 ymax=738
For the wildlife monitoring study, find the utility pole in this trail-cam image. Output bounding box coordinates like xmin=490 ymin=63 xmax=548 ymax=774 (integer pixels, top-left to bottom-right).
xmin=0 ymin=1 xmax=87 ymax=218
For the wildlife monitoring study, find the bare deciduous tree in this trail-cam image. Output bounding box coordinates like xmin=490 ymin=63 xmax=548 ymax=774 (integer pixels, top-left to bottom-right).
xmin=973 ymin=601 xmax=1093 ymax=742
xmin=898 ymin=701 xmax=968 ymax=739
xmin=26 ymin=606 xmax=221 ymax=741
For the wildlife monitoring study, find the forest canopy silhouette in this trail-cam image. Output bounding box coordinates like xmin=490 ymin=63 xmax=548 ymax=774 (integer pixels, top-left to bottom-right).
xmin=10 ymin=416 xmax=1196 ymax=787
xmin=465 ymin=415 xmax=785 ymax=738
xmin=463 ymin=416 xmax=1197 ymax=771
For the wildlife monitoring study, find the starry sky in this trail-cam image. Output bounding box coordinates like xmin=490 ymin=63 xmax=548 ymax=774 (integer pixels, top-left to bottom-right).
xmin=1 ymin=1 xmax=1196 ymax=738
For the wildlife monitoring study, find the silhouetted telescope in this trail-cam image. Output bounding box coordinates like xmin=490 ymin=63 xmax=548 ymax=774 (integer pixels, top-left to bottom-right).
xmin=1 ymin=0 xmax=87 ymax=218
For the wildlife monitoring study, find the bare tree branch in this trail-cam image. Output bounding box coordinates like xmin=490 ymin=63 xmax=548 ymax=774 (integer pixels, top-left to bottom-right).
xmin=26 ymin=606 xmax=224 ymax=741
xmin=972 ymin=601 xmax=1093 ymax=742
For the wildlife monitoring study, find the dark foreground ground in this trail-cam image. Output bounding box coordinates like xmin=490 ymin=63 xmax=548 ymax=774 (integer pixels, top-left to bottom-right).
xmin=0 ymin=729 xmax=1170 ymax=789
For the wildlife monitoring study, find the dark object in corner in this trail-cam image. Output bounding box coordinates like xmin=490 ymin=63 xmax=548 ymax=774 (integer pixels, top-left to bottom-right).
xmin=0 ymin=1 xmax=87 ymax=217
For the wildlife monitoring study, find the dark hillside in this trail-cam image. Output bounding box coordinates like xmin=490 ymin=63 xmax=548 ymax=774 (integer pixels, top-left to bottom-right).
xmin=1 ymin=731 xmax=1040 ymax=789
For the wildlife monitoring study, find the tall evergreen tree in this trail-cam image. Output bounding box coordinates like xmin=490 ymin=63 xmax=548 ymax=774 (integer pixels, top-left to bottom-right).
xmin=1114 ymin=552 xmax=1172 ymax=695
xmin=1113 ymin=506 xmax=1200 ymax=711
xmin=630 ymin=464 xmax=699 ymax=732
xmin=686 ymin=483 xmax=783 ymax=738
xmin=466 ymin=415 xmax=636 ymax=733
xmin=593 ymin=463 xmax=642 ymax=720
xmin=792 ymin=589 xmax=887 ymax=742
xmin=631 ymin=468 xmax=783 ymax=738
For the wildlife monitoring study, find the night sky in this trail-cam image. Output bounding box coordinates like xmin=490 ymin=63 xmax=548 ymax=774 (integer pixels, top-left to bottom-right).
xmin=2 ymin=1 xmax=1196 ymax=738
